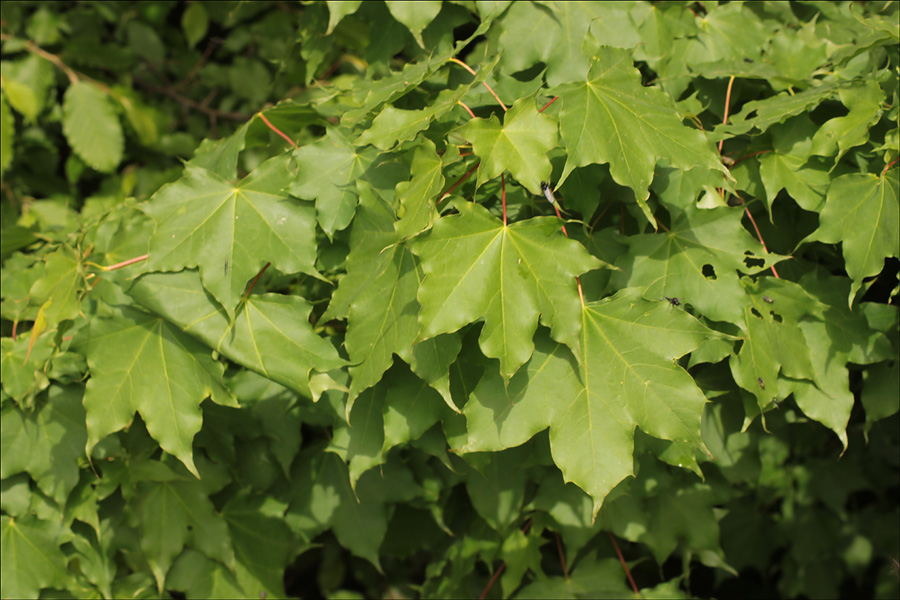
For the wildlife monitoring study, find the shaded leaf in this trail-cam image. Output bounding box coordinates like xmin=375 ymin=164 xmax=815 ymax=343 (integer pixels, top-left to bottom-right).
xmin=129 ymin=269 xmax=345 ymax=399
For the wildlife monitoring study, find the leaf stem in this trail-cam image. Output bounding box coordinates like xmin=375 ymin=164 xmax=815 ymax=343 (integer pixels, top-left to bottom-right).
xmin=883 ymin=157 xmax=898 ymax=177
xmin=449 ymin=57 xmax=507 ymax=111
xmin=458 ymin=100 xmax=477 ymax=119
xmin=609 ymin=532 xmax=639 ymax=595
xmin=257 ymin=112 xmax=297 ymax=147
xmin=87 ymin=254 xmax=149 ymax=271
xmin=554 ymin=531 xmax=569 ymax=579
xmin=438 ymin=161 xmax=480 ymax=202
xmin=501 ymin=173 xmax=507 ymax=225
xmin=718 ymin=76 xmax=735 ymax=154
xmin=244 ymin=262 xmax=271 ymax=299
xmin=734 ymin=193 xmax=780 ymax=278
xmin=539 ymin=96 xmax=559 ymax=113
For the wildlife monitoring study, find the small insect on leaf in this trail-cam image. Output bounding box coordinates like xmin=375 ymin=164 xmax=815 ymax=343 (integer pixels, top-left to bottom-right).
xmin=757 ymin=377 xmax=765 ymax=389
xmin=540 ymin=181 xmax=556 ymax=205
xmin=763 ymin=296 xmax=774 ymax=304
xmin=664 ymin=296 xmax=681 ymax=307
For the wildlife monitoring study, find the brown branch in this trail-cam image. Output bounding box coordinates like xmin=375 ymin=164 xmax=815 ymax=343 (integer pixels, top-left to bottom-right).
xmin=439 ymin=161 xmax=480 ymax=202
xmin=133 ymin=77 xmax=249 ymax=121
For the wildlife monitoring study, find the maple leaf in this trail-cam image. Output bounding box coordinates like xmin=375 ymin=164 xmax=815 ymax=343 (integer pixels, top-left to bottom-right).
xmin=454 ymin=96 xmax=558 ymax=195
xmin=129 ymin=270 xmax=346 ymax=399
xmin=803 ymin=170 xmax=899 ymax=303
xmin=554 ymin=47 xmax=727 ymax=223
xmin=82 ymin=307 xmax=237 ymax=477
xmin=411 ymin=200 xmax=602 ymax=379
xmin=462 ymin=289 xmax=716 ymax=516
xmin=144 ymin=154 xmax=319 ymax=319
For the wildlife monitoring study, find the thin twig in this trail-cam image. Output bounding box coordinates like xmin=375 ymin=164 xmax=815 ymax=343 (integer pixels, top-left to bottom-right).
xmin=133 ymin=77 xmax=249 ymax=121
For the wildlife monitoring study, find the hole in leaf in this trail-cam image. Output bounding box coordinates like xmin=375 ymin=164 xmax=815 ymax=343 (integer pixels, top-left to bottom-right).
xmin=751 ymin=307 xmax=762 ymax=319
xmin=702 ymin=264 xmax=717 ymax=280
xmin=744 ymin=255 xmax=765 ymax=269
xmin=771 ymin=312 xmax=783 ymax=323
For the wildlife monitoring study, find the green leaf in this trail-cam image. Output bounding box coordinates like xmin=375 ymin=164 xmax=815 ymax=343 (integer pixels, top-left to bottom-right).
xmin=289 ymin=129 xmax=377 ymax=236
xmin=144 ymin=154 xmax=319 ymax=318
xmin=810 ymin=80 xmax=884 ymax=161
xmin=412 ymin=200 xmax=601 ymax=378
xmin=82 ymin=307 xmax=236 ymax=477
xmin=463 ymin=290 xmax=714 ymax=515
xmin=326 ymin=0 xmax=362 ymax=34
xmin=862 ymin=361 xmax=900 ymax=434
xmin=385 ymin=1 xmax=442 ymax=48
xmin=28 ymin=245 xmax=82 ymax=329
xmin=394 ymin=137 xmax=444 ymax=239
xmin=62 ymin=82 xmax=124 ymax=173
xmin=0 ymin=386 xmax=86 ymax=505
xmin=455 ymin=96 xmax=558 ymax=195
xmin=0 ymin=92 xmax=13 ymax=176
xmin=554 ymin=47 xmax=727 ymax=223
xmin=2 ymin=79 xmax=37 ymax=122
xmin=181 ymin=3 xmax=208 ymax=49
xmin=129 ymin=269 xmax=346 ymax=399
xmin=804 ymin=171 xmax=899 ymax=302
xmin=496 ymin=2 xmax=607 ymax=87
xmin=0 ymin=515 xmax=70 ymax=600
xmin=132 ymin=477 xmax=235 ymax=591
xmin=611 ymin=203 xmax=783 ymax=325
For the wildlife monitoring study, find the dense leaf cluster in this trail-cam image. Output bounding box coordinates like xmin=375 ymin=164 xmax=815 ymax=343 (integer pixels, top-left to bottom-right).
xmin=1 ymin=2 xmax=898 ymax=599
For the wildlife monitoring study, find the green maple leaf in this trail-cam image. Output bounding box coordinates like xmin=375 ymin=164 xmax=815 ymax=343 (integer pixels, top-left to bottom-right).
xmin=611 ymin=203 xmax=784 ymax=325
xmin=324 ymin=197 xmax=458 ymax=414
xmin=134 ymin=475 xmax=235 ymax=592
xmin=462 ymin=289 xmax=715 ymax=516
xmin=804 ymin=170 xmax=899 ymax=302
xmin=1 ymin=515 xmax=70 ymax=599
xmin=454 ymin=96 xmax=558 ymax=195
xmin=289 ymin=128 xmax=379 ymax=236
xmin=411 ymin=200 xmax=602 ymax=379
xmin=144 ymin=154 xmax=318 ymax=319
xmin=129 ymin=269 xmax=345 ymax=400
xmin=82 ymin=307 xmax=237 ymax=477
xmin=554 ymin=47 xmax=727 ymax=224
xmin=394 ymin=137 xmax=444 ymax=238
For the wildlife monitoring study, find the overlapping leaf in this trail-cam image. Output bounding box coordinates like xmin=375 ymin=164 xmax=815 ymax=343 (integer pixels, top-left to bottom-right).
xmin=611 ymin=203 xmax=784 ymax=325
xmin=289 ymin=129 xmax=378 ymax=236
xmin=323 ymin=197 xmax=458 ymax=413
xmin=62 ymin=82 xmax=123 ymax=173
xmin=144 ymin=154 xmax=318 ymax=318
xmin=82 ymin=307 xmax=236 ymax=477
xmin=462 ymin=290 xmax=715 ymax=515
xmin=412 ymin=200 xmax=601 ymax=378
xmin=554 ymin=47 xmax=727 ymax=223
xmin=129 ymin=269 xmax=345 ymax=399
